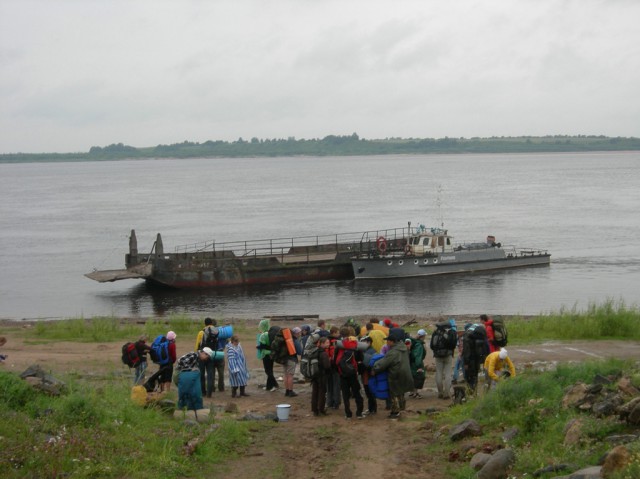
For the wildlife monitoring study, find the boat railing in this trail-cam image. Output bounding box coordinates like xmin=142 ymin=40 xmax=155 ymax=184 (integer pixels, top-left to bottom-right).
xmin=173 ymin=227 xmax=411 ymax=257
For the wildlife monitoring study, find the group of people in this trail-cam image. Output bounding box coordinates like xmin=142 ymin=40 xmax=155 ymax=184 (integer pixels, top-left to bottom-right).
xmin=124 ymin=314 xmax=516 ymax=414
xmin=127 ymin=318 xmax=252 ymax=411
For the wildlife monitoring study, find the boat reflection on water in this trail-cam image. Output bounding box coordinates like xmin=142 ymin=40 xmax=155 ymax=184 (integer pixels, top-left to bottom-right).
xmin=92 ymin=266 xmax=551 ymax=319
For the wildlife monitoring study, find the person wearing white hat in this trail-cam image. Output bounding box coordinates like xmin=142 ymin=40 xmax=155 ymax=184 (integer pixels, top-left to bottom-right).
xmin=175 ymin=348 xmax=215 ymax=411
xmin=484 ymin=348 xmax=516 ymax=390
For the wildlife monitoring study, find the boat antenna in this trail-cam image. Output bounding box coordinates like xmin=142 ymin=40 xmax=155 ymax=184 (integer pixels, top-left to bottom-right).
xmin=436 ymin=184 xmax=444 ymax=229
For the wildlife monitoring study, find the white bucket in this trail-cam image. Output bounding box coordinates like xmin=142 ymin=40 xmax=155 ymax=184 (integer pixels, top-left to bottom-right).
xmin=276 ymin=404 xmax=291 ymax=421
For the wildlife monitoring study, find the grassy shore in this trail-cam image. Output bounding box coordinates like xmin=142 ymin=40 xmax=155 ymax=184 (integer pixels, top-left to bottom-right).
xmin=1 ymin=301 xmax=640 ymax=478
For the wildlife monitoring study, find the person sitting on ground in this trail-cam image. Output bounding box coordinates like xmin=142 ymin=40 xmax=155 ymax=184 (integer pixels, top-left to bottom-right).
xmin=371 ymin=328 xmax=414 ymax=419
xmin=484 ymin=348 xmax=516 ymax=390
xmin=176 ymin=347 xmax=215 ymax=411
xmin=227 ymin=334 xmax=250 ymax=398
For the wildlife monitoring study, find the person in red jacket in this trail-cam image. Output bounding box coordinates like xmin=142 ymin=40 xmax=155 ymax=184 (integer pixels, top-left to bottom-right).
xmin=480 ymin=315 xmax=497 ymax=353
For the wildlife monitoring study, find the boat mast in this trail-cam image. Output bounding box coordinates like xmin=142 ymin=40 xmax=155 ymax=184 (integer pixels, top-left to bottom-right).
xmin=436 ymin=184 xmax=445 ymax=230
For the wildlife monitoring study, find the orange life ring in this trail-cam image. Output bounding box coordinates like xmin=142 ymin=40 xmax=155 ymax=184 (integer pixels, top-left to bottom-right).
xmin=376 ymin=236 xmax=387 ymax=254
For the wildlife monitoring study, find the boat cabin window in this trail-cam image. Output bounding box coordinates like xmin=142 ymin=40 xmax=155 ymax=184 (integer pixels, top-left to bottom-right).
xmin=423 ymin=238 xmax=429 ymax=246
xmin=446 ymin=238 xmax=451 ymax=245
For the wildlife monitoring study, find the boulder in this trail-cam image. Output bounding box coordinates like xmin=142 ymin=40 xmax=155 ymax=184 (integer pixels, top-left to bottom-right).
xmin=224 ymin=402 xmax=239 ymax=414
xmin=617 ymin=377 xmax=640 ymax=397
xmin=601 ymin=445 xmax=631 ymax=479
xmin=562 ymin=383 xmax=589 ymax=409
xmin=477 ymin=449 xmax=516 ymax=479
xmin=592 ymin=396 xmax=623 ymax=417
xmin=563 ymin=466 xmax=602 ymax=479
xmin=628 ymin=402 xmax=640 ymax=425
xmin=470 ymin=452 xmax=492 ymax=470
xmin=20 ymin=364 xmax=66 ymax=396
xmin=449 ymin=419 xmax=483 ymax=441
xmin=593 ymin=374 xmax=614 ymax=385
xmin=532 ymin=464 xmax=574 ymax=477
xmin=502 ymin=427 xmax=519 ymax=442
xmin=605 ymin=434 xmax=638 ymax=445
xmin=563 ymin=418 xmax=584 ymax=447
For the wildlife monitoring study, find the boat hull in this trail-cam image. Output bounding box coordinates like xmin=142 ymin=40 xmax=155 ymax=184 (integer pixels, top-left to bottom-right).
xmin=352 ymin=248 xmax=550 ymax=279
xmin=145 ymin=252 xmax=355 ymax=288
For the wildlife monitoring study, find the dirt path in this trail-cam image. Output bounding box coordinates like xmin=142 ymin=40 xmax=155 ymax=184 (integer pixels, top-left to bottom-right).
xmin=2 ymin=323 xmax=639 ymax=479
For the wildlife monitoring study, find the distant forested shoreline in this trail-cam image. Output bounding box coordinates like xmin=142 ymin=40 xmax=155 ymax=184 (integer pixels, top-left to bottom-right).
xmin=2 ymin=134 xmax=640 ymax=163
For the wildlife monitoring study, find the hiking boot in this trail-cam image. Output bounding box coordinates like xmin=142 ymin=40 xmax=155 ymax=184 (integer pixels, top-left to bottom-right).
xmin=356 ymin=413 xmax=365 ymax=419
xmin=269 ymin=386 xmax=278 ymax=392
xmin=285 ymin=390 xmax=291 ymax=397
xmin=288 ymin=390 xmax=298 ymax=397
xmin=387 ymin=412 xmax=400 ymax=419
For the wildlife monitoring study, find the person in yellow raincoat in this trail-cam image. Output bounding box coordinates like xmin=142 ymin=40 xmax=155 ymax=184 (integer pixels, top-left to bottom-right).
xmin=484 ymin=348 xmax=516 ymax=390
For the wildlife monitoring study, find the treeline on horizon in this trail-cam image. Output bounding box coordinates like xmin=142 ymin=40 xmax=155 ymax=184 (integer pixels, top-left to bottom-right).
xmin=2 ymin=133 xmax=640 ymax=163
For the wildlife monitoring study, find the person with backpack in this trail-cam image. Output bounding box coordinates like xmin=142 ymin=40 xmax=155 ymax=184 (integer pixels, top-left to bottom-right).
xmin=133 ymin=335 xmax=152 ymax=385
xmin=371 ymin=327 xmax=414 ymax=419
xmin=256 ymin=319 xmax=278 ymax=392
xmin=310 ymin=336 xmax=332 ymax=416
xmin=195 ymin=317 xmax=218 ymax=398
xmin=285 ymin=327 xmax=303 ymax=397
xmin=213 ymin=333 xmax=227 ymax=394
xmin=325 ymin=326 xmax=342 ymax=410
xmin=484 ymin=348 xmax=516 ymax=390
xmin=360 ymin=335 xmax=378 ymax=415
xmin=150 ymin=331 xmax=177 ymax=392
xmin=408 ymin=329 xmax=427 ymax=399
xmin=176 ymin=347 xmax=215 ymax=411
xmin=227 ymin=335 xmax=250 ymax=398
xmin=334 ymin=326 xmax=364 ymax=419
xmin=480 ymin=314 xmax=498 ymax=353
xmin=462 ymin=323 xmax=490 ymax=395
xmin=430 ymin=319 xmax=458 ymax=400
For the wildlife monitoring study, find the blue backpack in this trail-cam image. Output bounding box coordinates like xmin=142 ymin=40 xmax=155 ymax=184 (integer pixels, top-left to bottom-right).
xmin=368 ymin=353 xmax=389 ymax=399
xmin=150 ymin=335 xmax=170 ymax=366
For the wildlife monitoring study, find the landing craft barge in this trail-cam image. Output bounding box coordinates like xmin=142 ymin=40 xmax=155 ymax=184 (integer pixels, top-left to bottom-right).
xmin=351 ymin=226 xmax=551 ymax=280
xmin=85 ymin=228 xmax=410 ymax=289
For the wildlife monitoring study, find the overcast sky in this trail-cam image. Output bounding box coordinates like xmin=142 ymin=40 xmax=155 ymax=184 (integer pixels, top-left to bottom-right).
xmin=1 ymin=0 xmax=639 ymax=153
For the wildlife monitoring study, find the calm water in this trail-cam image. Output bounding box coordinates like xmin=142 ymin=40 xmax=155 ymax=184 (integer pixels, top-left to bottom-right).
xmin=0 ymin=151 xmax=639 ymax=320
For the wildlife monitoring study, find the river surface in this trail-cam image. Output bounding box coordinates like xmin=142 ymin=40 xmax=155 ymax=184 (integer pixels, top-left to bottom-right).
xmin=0 ymin=151 xmax=638 ymax=320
